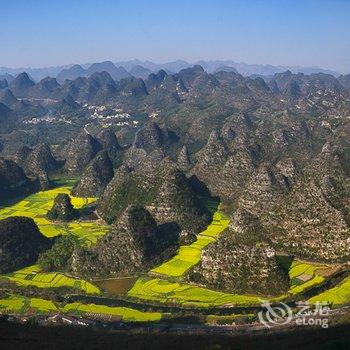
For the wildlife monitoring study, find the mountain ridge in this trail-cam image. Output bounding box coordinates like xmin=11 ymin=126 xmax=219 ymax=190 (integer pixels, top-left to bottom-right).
xmin=0 ymin=59 xmax=343 ymax=82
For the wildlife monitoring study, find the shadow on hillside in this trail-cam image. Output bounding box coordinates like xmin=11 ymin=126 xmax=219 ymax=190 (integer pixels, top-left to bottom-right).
xmin=188 ymin=175 xmax=220 ymax=215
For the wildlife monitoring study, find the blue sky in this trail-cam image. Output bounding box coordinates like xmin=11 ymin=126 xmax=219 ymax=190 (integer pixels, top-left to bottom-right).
xmin=0 ymin=0 xmax=349 ymax=72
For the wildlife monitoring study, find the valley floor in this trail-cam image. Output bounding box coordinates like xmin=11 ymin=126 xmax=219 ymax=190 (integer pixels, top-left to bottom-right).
xmin=0 ymin=181 xmax=350 ymax=326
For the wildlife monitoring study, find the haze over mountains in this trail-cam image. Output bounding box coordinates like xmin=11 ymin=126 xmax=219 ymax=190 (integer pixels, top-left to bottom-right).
xmin=0 ymin=59 xmax=342 ymax=82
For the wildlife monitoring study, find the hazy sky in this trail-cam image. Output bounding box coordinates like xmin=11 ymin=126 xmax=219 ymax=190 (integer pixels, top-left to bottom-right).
xmin=1 ymin=0 xmax=349 ymax=72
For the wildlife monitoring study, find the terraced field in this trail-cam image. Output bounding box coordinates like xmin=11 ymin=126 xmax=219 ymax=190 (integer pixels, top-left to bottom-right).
xmin=127 ymin=211 xmax=347 ymax=308
xmin=62 ymin=302 xmax=164 ymax=322
xmin=1 ymin=182 xmax=349 ymax=320
xmin=126 ymin=209 xmax=256 ymax=308
xmin=0 ymin=179 xmax=166 ymax=321
xmin=308 ymin=276 xmax=350 ymax=306
xmin=151 ymin=211 xmax=229 ymax=277
xmin=288 ymin=260 xmax=337 ymax=295
xmin=0 ymin=295 xmax=164 ymax=322
xmin=0 ymin=295 xmax=57 ymax=314
xmin=128 ymin=277 xmax=262 ymax=308
xmin=0 ymin=179 xmax=109 ymax=246
xmin=3 ymin=265 xmax=101 ymax=295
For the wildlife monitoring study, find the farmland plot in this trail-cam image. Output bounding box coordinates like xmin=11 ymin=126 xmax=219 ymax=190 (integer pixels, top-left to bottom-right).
xmin=0 ymin=294 xmax=164 ymax=322
xmin=0 ymin=179 xmax=109 ymax=246
xmin=4 ymin=265 xmax=100 ymax=295
xmin=127 ymin=277 xmax=262 ymax=308
xmin=287 ymin=260 xmax=336 ymax=295
xmin=308 ymin=276 xmax=350 ymax=305
xmin=151 ymin=211 xmax=229 ymax=277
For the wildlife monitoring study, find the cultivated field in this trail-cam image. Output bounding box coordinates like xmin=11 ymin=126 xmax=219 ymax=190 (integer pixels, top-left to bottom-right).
xmin=3 ymin=265 xmax=101 ymax=295
xmin=62 ymin=302 xmax=164 ymax=322
xmin=151 ymin=211 xmax=229 ymax=277
xmin=0 ymin=178 xmax=109 ymax=246
xmin=0 ymin=295 xmax=57 ymax=314
xmin=1 ymin=182 xmax=349 ymax=320
xmin=0 ymin=294 xmax=164 ymax=322
xmin=288 ymin=260 xmax=336 ymax=295
xmin=127 ymin=277 xmax=262 ymax=308
xmin=128 ymin=212 xmax=347 ymax=308
xmin=308 ymin=276 xmax=350 ymax=305
xmin=126 ymin=210 xmax=261 ymax=308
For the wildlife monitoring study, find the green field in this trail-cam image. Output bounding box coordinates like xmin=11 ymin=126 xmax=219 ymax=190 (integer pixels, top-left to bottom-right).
xmin=62 ymin=302 xmax=164 ymax=322
xmin=128 ymin=258 xmax=345 ymax=308
xmin=0 ymin=180 xmax=109 ymax=246
xmin=0 ymin=295 xmax=58 ymax=314
xmin=308 ymin=276 xmax=350 ymax=305
xmin=129 ymin=210 xmax=264 ymax=308
xmin=3 ymin=265 xmax=100 ymax=295
xmin=0 ymin=294 xmax=164 ymax=322
xmin=1 ymin=182 xmax=349 ymax=319
xmin=151 ymin=211 xmax=229 ymax=277
xmin=129 ymin=213 xmax=338 ymax=308
xmin=127 ymin=277 xmax=262 ymax=308
xmin=287 ymin=260 xmax=334 ymax=295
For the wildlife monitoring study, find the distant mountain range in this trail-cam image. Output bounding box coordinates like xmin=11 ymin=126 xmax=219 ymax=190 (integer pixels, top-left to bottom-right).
xmin=1 ymin=65 xmax=349 ymax=111
xmin=0 ymin=59 xmax=342 ymax=82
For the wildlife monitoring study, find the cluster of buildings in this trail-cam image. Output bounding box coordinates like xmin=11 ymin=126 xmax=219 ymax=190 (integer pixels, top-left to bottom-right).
xmin=23 ymin=116 xmax=73 ymax=125
xmin=84 ymin=104 xmax=142 ymax=128
xmin=6 ymin=313 xmax=97 ymax=327
xmin=2 ymin=307 xmax=133 ymax=329
xmin=85 ymin=104 xmax=131 ymax=121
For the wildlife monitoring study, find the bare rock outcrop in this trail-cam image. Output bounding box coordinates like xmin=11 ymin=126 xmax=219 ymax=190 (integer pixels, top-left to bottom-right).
xmin=72 ymin=151 xmax=114 ymax=197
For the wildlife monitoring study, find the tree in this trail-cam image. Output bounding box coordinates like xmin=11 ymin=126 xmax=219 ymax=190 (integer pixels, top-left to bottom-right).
xmin=38 ymin=235 xmax=78 ymax=271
